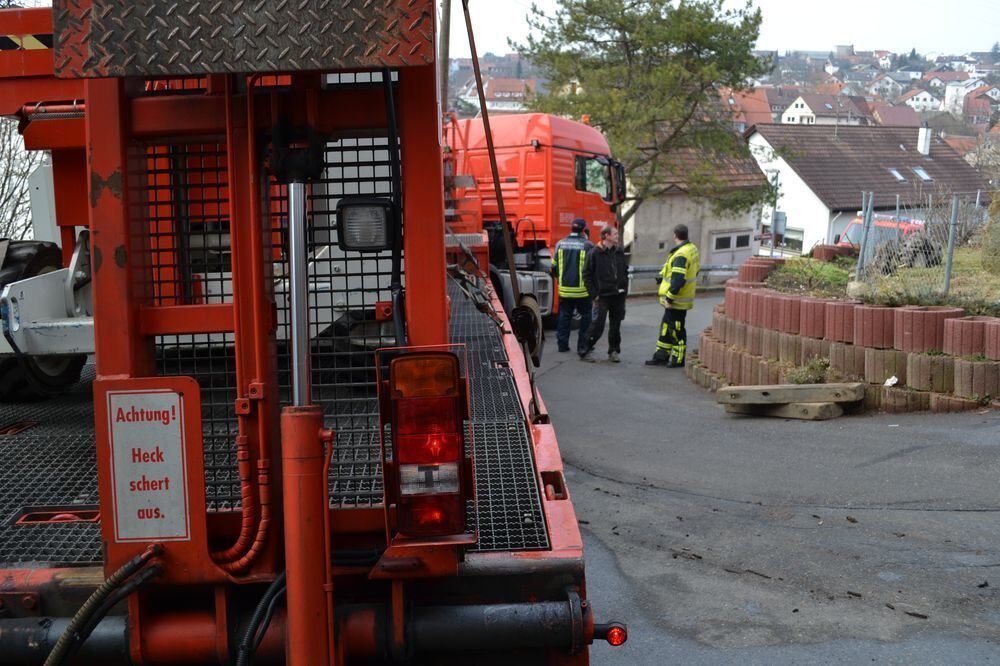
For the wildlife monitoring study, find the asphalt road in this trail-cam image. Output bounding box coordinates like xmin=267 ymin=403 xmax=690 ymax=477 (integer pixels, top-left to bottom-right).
xmin=537 ymin=294 xmax=1000 ymax=664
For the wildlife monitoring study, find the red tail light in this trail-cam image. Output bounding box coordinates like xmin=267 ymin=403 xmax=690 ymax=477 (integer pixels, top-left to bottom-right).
xmin=387 ymin=352 xmax=470 ymax=538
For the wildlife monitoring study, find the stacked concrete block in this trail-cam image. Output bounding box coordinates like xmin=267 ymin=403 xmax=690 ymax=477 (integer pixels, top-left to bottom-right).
xmin=738 ymin=262 xmax=772 ymax=283
xmin=881 ymin=387 xmax=931 ymax=413
xmin=853 ymin=305 xmax=896 ymax=349
xmin=930 ymin=394 xmax=981 ymax=413
xmin=829 ymin=342 xmax=866 ymax=379
xmin=746 ymin=325 xmax=763 ymax=356
xmin=953 ymin=358 xmax=1000 ymax=400
xmin=906 ymin=354 xmax=955 ymax=394
xmin=893 ymin=306 xmax=964 ymax=353
xmin=731 ymin=321 xmax=748 ymax=350
xmin=761 ymin=328 xmax=781 ymax=361
xmin=776 ymin=294 xmax=802 ymax=334
xmin=824 ymin=300 xmax=861 ymax=343
xmin=943 ymin=316 xmax=999 ymax=357
xmin=800 ymin=337 xmax=832 ymax=365
xmin=864 ymin=348 xmax=907 ymax=385
xmin=799 ymin=297 xmax=831 ymax=339
xmin=763 ymin=292 xmax=783 ymax=331
xmin=863 ymin=385 xmax=883 ymax=411
xmin=778 ymin=332 xmax=803 ymax=365
xmin=985 ymin=320 xmax=1000 ymax=361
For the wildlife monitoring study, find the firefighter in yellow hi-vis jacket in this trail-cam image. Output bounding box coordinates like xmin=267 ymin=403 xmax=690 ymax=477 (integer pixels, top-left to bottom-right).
xmin=646 ymin=224 xmax=700 ymax=367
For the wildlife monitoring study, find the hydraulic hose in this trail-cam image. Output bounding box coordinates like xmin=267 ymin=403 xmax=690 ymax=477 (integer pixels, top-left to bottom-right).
xmin=235 ymin=571 xmax=287 ymax=666
xmin=63 ymin=565 xmax=163 ymax=664
xmin=43 ymin=544 xmax=161 ymax=666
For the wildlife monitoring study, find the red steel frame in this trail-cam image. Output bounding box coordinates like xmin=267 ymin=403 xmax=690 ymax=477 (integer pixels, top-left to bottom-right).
xmin=0 ymin=7 xmax=597 ymax=665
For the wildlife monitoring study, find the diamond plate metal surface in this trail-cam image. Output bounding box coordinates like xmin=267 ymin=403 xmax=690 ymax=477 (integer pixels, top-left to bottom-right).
xmin=53 ymin=0 xmax=435 ymax=78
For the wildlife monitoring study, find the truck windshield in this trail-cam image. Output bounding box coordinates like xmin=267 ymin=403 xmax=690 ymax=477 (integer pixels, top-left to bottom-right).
xmin=842 ymin=224 xmax=862 ymax=245
xmin=575 ymin=155 xmax=612 ymax=201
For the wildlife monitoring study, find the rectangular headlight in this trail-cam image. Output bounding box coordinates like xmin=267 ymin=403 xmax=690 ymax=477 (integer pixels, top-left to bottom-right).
xmin=336 ymin=197 xmax=394 ymax=252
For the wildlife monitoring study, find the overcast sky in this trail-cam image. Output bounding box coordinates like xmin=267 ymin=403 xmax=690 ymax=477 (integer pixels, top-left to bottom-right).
xmin=449 ymin=0 xmax=1000 ymax=59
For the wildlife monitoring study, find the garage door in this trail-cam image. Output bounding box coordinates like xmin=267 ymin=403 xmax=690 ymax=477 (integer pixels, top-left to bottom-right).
xmin=710 ymin=230 xmax=753 ymax=265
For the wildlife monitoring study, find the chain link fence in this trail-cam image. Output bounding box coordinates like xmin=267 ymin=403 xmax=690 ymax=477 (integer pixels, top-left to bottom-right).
xmin=854 ymin=190 xmax=998 ymax=304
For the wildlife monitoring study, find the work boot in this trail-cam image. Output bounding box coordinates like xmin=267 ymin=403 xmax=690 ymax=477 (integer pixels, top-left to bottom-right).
xmin=667 ymin=359 xmax=685 ymax=368
xmin=608 ymin=351 xmax=621 ymax=363
xmin=645 ymin=353 xmax=670 ymax=367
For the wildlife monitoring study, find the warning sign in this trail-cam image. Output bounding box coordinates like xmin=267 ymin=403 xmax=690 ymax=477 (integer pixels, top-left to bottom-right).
xmin=107 ymin=390 xmax=190 ymax=542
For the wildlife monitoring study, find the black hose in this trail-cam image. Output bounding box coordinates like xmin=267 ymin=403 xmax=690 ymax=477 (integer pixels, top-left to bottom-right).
xmin=61 ymin=565 xmax=162 ymax=664
xmin=251 ymin=587 xmax=286 ymax=652
xmin=235 ymin=571 xmax=287 ymax=666
xmin=44 ymin=544 xmax=161 ymax=666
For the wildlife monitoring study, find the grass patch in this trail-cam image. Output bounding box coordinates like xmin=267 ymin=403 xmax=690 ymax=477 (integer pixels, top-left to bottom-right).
xmin=766 ymin=259 xmax=851 ymax=297
xmin=868 ymin=247 xmax=1000 ymax=305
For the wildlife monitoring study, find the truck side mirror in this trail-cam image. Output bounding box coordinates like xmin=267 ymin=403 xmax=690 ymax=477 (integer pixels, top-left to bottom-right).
xmin=613 ymin=162 xmax=627 ymax=204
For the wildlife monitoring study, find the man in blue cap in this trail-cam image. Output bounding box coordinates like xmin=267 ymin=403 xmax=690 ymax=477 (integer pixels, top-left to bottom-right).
xmin=552 ymin=218 xmax=594 ymax=353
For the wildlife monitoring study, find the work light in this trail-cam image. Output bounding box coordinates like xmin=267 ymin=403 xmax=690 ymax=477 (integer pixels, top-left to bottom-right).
xmin=336 ymin=197 xmax=394 ymax=251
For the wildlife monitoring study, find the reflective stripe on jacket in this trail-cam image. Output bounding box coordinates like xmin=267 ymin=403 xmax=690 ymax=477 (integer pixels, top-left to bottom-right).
xmin=658 ymin=241 xmax=700 ymax=310
xmin=554 ymin=233 xmax=593 ymax=298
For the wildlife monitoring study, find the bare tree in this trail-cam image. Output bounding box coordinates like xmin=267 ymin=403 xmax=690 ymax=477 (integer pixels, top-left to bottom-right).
xmin=1 ymin=0 xmax=49 ymax=239
xmin=0 ymin=118 xmax=43 ymax=240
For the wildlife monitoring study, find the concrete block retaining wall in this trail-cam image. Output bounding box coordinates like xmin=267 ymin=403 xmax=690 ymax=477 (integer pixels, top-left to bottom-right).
xmin=688 ymin=266 xmax=999 ymax=414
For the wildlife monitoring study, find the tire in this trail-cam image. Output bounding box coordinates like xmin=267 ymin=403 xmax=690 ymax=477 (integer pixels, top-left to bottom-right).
xmin=0 ymin=241 xmax=86 ymax=401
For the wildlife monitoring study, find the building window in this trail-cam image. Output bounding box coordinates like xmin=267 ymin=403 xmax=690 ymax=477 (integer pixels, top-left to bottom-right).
xmin=735 ymin=234 xmax=751 ymax=248
xmin=888 ymin=168 xmax=906 ymax=182
xmin=715 ymin=236 xmax=732 ymax=251
xmin=911 ymin=166 xmax=933 ymax=181
xmin=762 ymin=225 xmax=804 ymax=254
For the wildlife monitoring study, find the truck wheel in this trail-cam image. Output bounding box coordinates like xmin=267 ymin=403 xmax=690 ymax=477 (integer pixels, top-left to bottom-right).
xmin=0 ymin=241 xmax=86 ymax=401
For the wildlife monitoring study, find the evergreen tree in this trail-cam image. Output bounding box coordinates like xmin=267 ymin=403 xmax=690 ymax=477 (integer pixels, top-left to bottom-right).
xmin=515 ymin=0 xmax=775 ymax=222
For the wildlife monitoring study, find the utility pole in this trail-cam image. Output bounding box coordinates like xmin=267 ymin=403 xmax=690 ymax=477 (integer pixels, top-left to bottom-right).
xmin=439 ymin=0 xmax=452 ymax=110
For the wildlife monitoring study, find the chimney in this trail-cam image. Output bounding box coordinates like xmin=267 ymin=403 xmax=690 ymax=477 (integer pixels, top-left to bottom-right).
xmin=917 ymin=124 xmax=931 ymax=155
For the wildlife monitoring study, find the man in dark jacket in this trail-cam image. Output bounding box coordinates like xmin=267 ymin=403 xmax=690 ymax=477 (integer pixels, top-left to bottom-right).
xmin=552 ymin=218 xmax=594 ymax=354
xmin=581 ymin=225 xmax=628 ymax=362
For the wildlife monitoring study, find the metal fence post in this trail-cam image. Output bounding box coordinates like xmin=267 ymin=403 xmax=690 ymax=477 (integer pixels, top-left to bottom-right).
xmin=896 ymin=194 xmax=903 ymax=243
xmin=858 ymin=192 xmax=874 ymax=273
xmin=942 ymin=194 xmax=959 ymax=295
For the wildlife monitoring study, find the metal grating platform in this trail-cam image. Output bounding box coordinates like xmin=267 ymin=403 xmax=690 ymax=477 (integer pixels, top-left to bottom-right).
xmin=0 ymin=280 xmax=548 ymax=566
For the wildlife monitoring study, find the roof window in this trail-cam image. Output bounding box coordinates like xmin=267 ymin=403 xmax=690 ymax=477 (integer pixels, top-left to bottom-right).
xmin=911 ymin=166 xmax=933 ymax=182
xmin=888 ymin=168 xmax=906 ymax=182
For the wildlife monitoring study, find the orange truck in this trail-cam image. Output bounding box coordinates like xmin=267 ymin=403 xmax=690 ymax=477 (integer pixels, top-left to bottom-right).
xmin=0 ymin=4 xmax=626 ymax=664
xmin=445 ymin=113 xmax=627 ymax=317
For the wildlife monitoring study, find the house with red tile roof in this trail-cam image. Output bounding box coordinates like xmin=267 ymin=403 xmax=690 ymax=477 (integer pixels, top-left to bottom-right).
xmin=870 ymin=103 xmax=921 ymax=127
xmin=746 ymin=124 xmax=989 ymax=254
xmin=963 ymin=87 xmax=1000 ymax=131
xmin=781 ymin=94 xmax=873 ymax=126
xmin=719 ymin=87 xmax=773 ymax=132
xmin=457 ymin=76 xmax=536 ymax=114
xmin=923 ymin=71 xmax=970 ymax=89
xmin=900 ymin=88 xmax=942 ymax=113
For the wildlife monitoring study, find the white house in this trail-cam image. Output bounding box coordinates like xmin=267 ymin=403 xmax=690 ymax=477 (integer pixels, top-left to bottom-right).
xmin=900 ymin=88 xmax=941 ymax=113
xmin=745 ymin=124 xmax=988 ymax=256
xmin=943 ymin=78 xmax=985 ymax=115
xmin=781 ymin=94 xmax=870 ymax=126
xmin=868 ymin=75 xmax=903 ymax=100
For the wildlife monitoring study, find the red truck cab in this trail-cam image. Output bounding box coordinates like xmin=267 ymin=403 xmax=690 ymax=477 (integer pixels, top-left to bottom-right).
xmin=445 ymin=113 xmax=626 ymax=315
